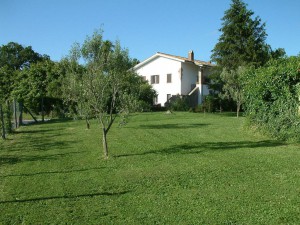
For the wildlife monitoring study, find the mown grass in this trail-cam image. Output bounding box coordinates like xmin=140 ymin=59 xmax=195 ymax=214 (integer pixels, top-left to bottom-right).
xmin=0 ymin=112 xmax=299 ymax=224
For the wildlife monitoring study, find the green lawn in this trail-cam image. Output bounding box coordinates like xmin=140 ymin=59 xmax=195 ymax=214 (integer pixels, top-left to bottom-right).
xmin=0 ymin=112 xmax=299 ymax=224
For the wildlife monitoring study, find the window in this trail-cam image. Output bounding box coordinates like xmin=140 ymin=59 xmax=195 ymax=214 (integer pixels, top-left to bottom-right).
xmin=167 ymin=74 xmax=172 ymax=83
xmin=142 ymin=76 xmax=147 ymax=81
xmin=151 ymin=75 xmax=159 ymax=84
xmin=153 ymin=96 xmax=158 ymax=105
xmin=167 ymin=94 xmax=172 ymax=101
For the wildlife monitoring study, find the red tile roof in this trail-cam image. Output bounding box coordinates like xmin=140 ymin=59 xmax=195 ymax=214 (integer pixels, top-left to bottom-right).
xmin=157 ymin=52 xmax=213 ymax=66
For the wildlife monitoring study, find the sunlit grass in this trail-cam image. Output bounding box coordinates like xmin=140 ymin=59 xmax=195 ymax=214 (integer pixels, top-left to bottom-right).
xmin=0 ymin=112 xmax=299 ymax=224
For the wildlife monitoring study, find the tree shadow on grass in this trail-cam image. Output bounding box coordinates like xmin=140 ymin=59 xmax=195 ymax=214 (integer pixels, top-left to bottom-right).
xmin=21 ymin=118 xmax=74 ymax=127
xmin=0 ymin=191 xmax=130 ymax=204
xmin=139 ymin=123 xmax=210 ymax=129
xmin=0 ymin=151 xmax=85 ymax=166
xmin=1 ymin=167 xmax=106 ymax=178
xmin=3 ymin=139 xmax=79 ymax=153
xmin=115 ymin=140 xmax=286 ymax=158
xmin=14 ymin=128 xmax=66 ymax=135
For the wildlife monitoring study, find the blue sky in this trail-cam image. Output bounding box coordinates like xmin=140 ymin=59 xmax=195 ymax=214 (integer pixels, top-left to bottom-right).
xmin=1 ymin=0 xmax=299 ymax=62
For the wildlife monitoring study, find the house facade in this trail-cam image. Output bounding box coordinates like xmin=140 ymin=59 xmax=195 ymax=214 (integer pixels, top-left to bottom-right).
xmin=133 ymin=51 xmax=213 ymax=107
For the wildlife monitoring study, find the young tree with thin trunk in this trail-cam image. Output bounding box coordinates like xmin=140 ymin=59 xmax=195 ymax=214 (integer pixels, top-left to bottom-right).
xmin=64 ymin=30 xmax=142 ymax=159
xmin=220 ymin=66 xmax=246 ymax=117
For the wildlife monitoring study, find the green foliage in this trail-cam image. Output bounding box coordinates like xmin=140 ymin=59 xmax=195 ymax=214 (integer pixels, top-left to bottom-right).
xmin=168 ymin=95 xmax=189 ymax=111
xmin=13 ymin=60 xmax=63 ymax=116
xmin=0 ymin=42 xmax=52 ymax=131
xmin=243 ymin=56 xmax=300 ymax=141
xmin=221 ymin=66 xmax=247 ymax=117
xmin=0 ymin=42 xmax=45 ymax=71
xmin=1 ymin=113 xmax=300 ymax=224
xmin=210 ymin=0 xmax=275 ymax=116
xmin=137 ymin=81 xmax=157 ymax=111
xmin=203 ymin=95 xmax=218 ymax=112
xmin=211 ymin=0 xmax=270 ymax=69
xmin=62 ymin=29 xmax=156 ymax=158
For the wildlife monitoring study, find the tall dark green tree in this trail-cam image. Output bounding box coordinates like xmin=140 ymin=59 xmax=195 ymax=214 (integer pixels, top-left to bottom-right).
xmin=210 ymin=0 xmax=272 ymax=116
xmin=211 ymin=0 xmax=270 ymax=69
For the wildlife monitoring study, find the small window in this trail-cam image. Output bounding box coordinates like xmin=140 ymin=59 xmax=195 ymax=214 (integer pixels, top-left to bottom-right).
xmin=151 ymin=75 xmax=159 ymax=84
xmin=167 ymin=74 xmax=172 ymax=83
xmin=167 ymin=94 xmax=172 ymax=101
xmin=153 ymin=96 xmax=158 ymax=105
xmin=142 ymin=76 xmax=147 ymax=81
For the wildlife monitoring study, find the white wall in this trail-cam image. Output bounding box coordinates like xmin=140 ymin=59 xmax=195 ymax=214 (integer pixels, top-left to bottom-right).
xmin=197 ymin=66 xmax=213 ymax=104
xmin=181 ymin=62 xmax=198 ymax=95
xmin=134 ymin=55 xmax=213 ymax=107
xmin=135 ymin=56 xmax=182 ymax=106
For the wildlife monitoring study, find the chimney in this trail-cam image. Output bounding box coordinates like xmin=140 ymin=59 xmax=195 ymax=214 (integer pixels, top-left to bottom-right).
xmin=188 ymin=50 xmax=194 ymax=61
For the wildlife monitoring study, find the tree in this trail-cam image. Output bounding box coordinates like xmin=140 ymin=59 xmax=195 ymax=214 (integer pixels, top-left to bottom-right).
xmin=0 ymin=42 xmax=45 ymax=70
xmin=0 ymin=42 xmax=46 ymax=129
xmin=64 ymin=30 xmax=144 ymax=159
xmin=14 ymin=59 xmax=60 ymax=122
xmin=0 ymin=67 xmax=9 ymax=139
xmin=0 ymin=66 xmax=14 ymax=138
xmin=220 ymin=66 xmax=247 ymax=117
xmin=210 ymin=0 xmax=271 ymax=116
xmin=211 ymin=0 xmax=269 ymax=69
xmin=61 ymin=56 xmax=91 ymax=128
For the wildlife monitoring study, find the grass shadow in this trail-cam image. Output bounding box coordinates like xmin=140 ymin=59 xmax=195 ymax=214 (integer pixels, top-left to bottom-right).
xmin=0 ymin=191 xmax=130 ymax=204
xmin=0 ymin=151 xmax=85 ymax=166
xmin=15 ymin=128 xmax=65 ymax=134
xmin=115 ymin=140 xmax=286 ymax=158
xmin=21 ymin=118 xmax=74 ymax=127
xmin=1 ymin=167 xmax=106 ymax=178
xmin=139 ymin=123 xmax=210 ymax=129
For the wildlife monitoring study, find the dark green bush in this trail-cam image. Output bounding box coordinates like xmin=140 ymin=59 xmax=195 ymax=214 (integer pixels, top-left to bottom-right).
xmin=168 ymin=95 xmax=189 ymax=111
xmin=243 ymin=56 xmax=300 ymax=141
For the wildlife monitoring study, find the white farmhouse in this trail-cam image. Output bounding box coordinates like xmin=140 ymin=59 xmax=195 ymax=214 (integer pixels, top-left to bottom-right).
xmin=133 ymin=51 xmax=213 ymax=107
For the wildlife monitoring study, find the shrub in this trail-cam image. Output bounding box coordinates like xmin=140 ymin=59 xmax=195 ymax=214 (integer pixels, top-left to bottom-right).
xmin=243 ymin=56 xmax=300 ymax=141
xmin=168 ymin=95 xmax=189 ymax=111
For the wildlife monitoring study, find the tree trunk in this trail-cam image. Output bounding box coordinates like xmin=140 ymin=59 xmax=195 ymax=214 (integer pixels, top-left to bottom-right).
xmin=0 ymin=104 xmax=6 ymax=139
xmin=6 ymin=100 xmax=12 ymax=133
xmin=102 ymin=128 xmax=108 ymax=159
xmin=41 ymin=97 xmax=45 ymax=122
xmin=237 ymin=102 xmax=240 ymax=118
xmin=85 ymin=116 xmax=90 ymax=129
xmin=24 ymin=105 xmax=38 ymax=122
xmin=13 ymin=99 xmax=18 ymax=129
xmin=18 ymin=102 xmax=23 ymax=126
